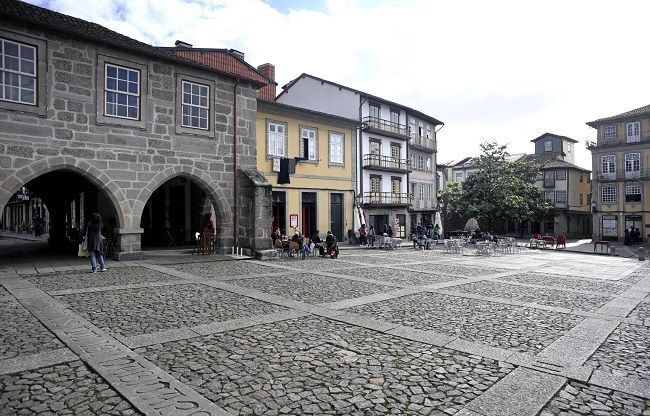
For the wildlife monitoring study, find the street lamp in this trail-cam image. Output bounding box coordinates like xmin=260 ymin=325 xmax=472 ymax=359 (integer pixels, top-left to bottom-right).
xmin=591 ymin=201 xmax=598 ymax=213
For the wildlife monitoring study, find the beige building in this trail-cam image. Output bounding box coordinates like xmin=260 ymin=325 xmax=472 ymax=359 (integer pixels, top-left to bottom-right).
xmin=587 ymin=104 xmax=650 ymax=242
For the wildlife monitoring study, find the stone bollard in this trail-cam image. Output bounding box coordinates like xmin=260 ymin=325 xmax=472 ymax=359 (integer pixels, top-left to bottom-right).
xmin=639 ymin=247 xmax=646 ymax=261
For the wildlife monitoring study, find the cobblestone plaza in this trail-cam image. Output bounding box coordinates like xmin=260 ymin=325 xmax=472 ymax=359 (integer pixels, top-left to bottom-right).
xmin=0 ymin=249 xmax=649 ymax=415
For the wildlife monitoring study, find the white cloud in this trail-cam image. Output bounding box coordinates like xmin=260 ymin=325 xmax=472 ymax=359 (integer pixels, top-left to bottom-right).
xmin=30 ymin=0 xmax=650 ymax=169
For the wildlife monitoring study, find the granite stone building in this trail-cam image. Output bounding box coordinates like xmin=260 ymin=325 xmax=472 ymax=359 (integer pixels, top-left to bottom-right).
xmin=0 ymin=1 xmax=274 ymax=258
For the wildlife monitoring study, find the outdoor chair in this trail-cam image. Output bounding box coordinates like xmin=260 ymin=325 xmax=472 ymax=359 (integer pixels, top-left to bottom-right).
xmin=556 ymin=235 xmax=566 ymax=249
xmin=274 ymin=239 xmax=287 ymax=257
xmin=288 ymin=241 xmax=300 ymax=257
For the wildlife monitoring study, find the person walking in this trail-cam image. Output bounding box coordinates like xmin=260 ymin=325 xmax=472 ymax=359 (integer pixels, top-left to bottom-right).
xmin=86 ymin=212 xmax=107 ymax=273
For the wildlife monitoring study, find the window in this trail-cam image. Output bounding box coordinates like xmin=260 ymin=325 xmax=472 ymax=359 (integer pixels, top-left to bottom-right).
xmin=587 ymin=193 xmax=592 ymax=204
xmin=544 ymin=140 xmax=552 ymax=152
xmin=417 ymin=155 xmax=425 ymax=170
xmin=105 ymin=63 xmax=140 ymax=119
xmin=419 ymin=184 xmax=424 ymax=200
xmin=555 ymin=170 xmax=566 ymax=180
xmin=0 ymin=37 xmax=36 ymax=105
xmin=536 ymin=171 xmax=543 ymax=181
xmin=626 ymin=184 xmax=641 ymax=202
xmin=604 ymin=125 xmax=616 ymax=141
xmin=426 ymin=184 xmax=432 ymax=199
xmin=426 ymin=157 xmax=431 ymax=171
xmin=545 ymin=191 xmax=555 ymax=203
xmin=301 ymin=127 xmax=317 ymax=161
xmin=601 ymin=186 xmax=616 ymax=203
xmin=544 ymin=171 xmax=555 ymax=188
xmin=369 ymin=140 xmax=381 ymax=155
xmin=409 ymin=119 xmax=416 ymax=137
xmin=556 ymin=191 xmax=567 ymax=203
xmin=369 ymin=103 xmax=380 ymax=119
xmin=627 ymin=122 xmax=640 ymax=142
xmin=454 ymin=172 xmax=464 ymax=182
xmin=329 ymin=132 xmax=344 ymax=164
xmin=390 ymin=109 xmax=399 ymax=125
xmin=625 ymin=153 xmax=640 ymax=178
xmin=370 ymin=175 xmax=381 ymax=197
xmin=181 ymin=80 xmax=209 ymax=129
xmin=410 ymin=153 xmax=417 ymax=168
xmin=426 ymin=125 xmax=432 ymax=139
xmin=267 ymin=121 xmax=286 ymax=157
xmin=391 ymin=177 xmax=401 ymax=195
xmin=390 ymin=144 xmax=400 ymax=168
xmin=567 ymin=143 xmax=571 ymax=153
xmin=601 ymin=155 xmax=616 ymax=174
xmin=579 ymin=194 xmax=584 ymax=205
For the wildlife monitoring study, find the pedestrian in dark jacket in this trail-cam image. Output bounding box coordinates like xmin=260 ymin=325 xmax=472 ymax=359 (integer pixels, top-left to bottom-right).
xmin=86 ymin=212 xmax=107 ymax=273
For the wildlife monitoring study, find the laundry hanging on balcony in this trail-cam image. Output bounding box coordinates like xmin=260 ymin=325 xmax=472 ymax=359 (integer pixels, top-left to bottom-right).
xmin=277 ymin=157 xmax=290 ymax=184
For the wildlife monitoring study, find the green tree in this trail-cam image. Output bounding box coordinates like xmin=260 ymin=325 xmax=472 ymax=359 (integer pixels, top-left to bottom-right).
xmin=450 ymin=141 xmax=552 ymax=229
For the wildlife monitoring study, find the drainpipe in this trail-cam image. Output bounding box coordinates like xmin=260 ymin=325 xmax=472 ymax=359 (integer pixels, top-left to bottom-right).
xmin=233 ymin=78 xmax=240 ymax=251
xmin=358 ymin=96 xmax=367 ymax=201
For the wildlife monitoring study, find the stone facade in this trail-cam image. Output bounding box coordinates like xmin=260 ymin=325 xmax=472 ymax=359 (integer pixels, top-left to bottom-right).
xmin=0 ymin=15 xmax=270 ymax=258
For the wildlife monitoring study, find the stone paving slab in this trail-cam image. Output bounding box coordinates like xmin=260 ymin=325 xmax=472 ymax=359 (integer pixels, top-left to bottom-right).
xmin=26 ymin=266 xmax=181 ymax=292
xmin=168 ymin=260 xmax=285 ymax=279
xmin=0 ymin=360 xmax=142 ymax=415
xmin=55 ymin=283 xmax=287 ymax=337
xmin=584 ymin=323 xmax=650 ymax=382
xmin=138 ymin=316 xmax=515 ymax=415
xmin=348 ymin=292 xmax=584 ymax=353
xmin=0 ymin=298 xmax=64 ymax=360
xmin=227 ymin=273 xmax=395 ymax=304
xmin=0 ymin=348 xmax=78 ymax=376
xmin=339 ymin=266 xmax=463 ymax=286
xmin=447 ymin=280 xmax=614 ymax=312
xmin=498 ymin=272 xmax=630 ymax=295
xmin=539 ymin=380 xmax=650 ymax=415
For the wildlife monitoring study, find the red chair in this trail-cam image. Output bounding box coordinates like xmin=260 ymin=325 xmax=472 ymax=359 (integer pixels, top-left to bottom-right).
xmin=327 ymin=243 xmax=339 ymax=259
xmin=542 ymin=235 xmax=556 ymax=248
xmin=556 ymin=235 xmax=566 ymax=248
xmin=532 ymin=234 xmax=542 ymax=240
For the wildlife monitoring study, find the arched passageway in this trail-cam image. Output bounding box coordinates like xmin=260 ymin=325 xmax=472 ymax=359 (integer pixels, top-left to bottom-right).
xmin=0 ymin=170 xmax=121 ymax=256
xmin=139 ymin=176 xmax=219 ymax=248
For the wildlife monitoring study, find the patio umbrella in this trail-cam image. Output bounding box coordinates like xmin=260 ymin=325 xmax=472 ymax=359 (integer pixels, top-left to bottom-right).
xmin=353 ymin=204 xmax=361 ymax=233
xmin=358 ymin=206 xmax=367 ymax=226
xmin=434 ymin=211 xmax=443 ymax=237
xmin=464 ymin=217 xmax=480 ymax=232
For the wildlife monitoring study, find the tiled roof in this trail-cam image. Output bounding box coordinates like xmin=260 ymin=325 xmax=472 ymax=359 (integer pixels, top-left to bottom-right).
xmin=0 ymin=0 xmax=269 ymax=87
xmin=531 ymin=132 xmax=578 ymax=143
xmin=587 ymin=104 xmax=650 ymax=127
xmin=518 ymin=152 xmax=590 ymax=172
xmin=278 ymin=73 xmax=444 ymax=126
xmin=257 ymin=100 xmax=360 ymax=126
xmin=158 ymin=48 xmax=273 ymax=87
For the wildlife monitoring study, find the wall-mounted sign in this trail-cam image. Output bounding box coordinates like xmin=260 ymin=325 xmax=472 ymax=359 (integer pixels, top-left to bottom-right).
xmin=290 ymin=214 xmax=298 ymax=229
xmin=602 ymin=215 xmax=617 ymax=237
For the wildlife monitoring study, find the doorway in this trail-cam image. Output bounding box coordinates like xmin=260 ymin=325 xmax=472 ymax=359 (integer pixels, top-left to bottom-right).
xmin=272 ymin=191 xmax=286 ymax=235
xmin=330 ymin=193 xmax=343 ymax=241
xmin=302 ymin=192 xmax=317 ymax=238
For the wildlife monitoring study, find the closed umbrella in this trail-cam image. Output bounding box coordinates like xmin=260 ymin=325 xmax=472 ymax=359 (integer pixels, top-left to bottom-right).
xmin=353 ymin=204 xmax=360 ymax=233
xmin=464 ymin=217 xmax=480 ymax=232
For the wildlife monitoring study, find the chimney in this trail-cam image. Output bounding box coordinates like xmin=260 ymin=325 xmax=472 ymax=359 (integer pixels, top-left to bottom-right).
xmin=256 ymin=63 xmax=276 ymax=101
xmin=229 ymin=49 xmax=245 ymax=60
xmin=175 ymin=40 xmax=193 ymax=48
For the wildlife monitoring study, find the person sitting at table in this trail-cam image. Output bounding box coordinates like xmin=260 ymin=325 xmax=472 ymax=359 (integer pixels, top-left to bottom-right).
xmin=325 ymin=230 xmax=339 ymax=259
xmin=271 ymin=227 xmax=281 ymax=245
xmin=387 ymin=226 xmax=394 ymax=238
xmin=367 ymin=225 xmax=376 ymax=247
xmin=358 ymin=224 xmax=368 ymax=246
xmin=291 ymin=229 xmax=303 ymax=246
xmin=312 ymin=230 xmax=325 ymax=256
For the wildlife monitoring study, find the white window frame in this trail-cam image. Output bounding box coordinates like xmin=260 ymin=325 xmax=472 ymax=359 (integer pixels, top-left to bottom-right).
xmin=601 ymin=155 xmax=616 ymax=174
xmin=419 ymin=183 xmax=424 ymax=200
xmin=545 ymin=191 xmax=555 ymax=203
xmin=426 ymin=157 xmax=431 ymax=171
xmin=181 ymin=80 xmax=209 ymax=130
xmin=329 ymin=131 xmax=344 ymax=164
xmin=604 ymin=125 xmax=616 ymax=141
xmin=556 ymin=190 xmax=567 ymax=203
xmin=544 ymin=140 xmax=552 ymax=152
xmin=0 ymin=37 xmax=36 ymax=105
xmin=601 ymin=185 xmax=616 ymax=203
xmin=267 ymin=121 xmax=286 ymax=157
xmin=626 ymin=122 xmax=640 ymax=143
xmin=625 ymin=184 xmax=641 ymax=202
xmin=625 ymin=153 xmax=640 ymax=178
xmin=104 ymin=63 xmax=140 ymax=120
xmin=300 ymin=127 xmax=317 ymax=161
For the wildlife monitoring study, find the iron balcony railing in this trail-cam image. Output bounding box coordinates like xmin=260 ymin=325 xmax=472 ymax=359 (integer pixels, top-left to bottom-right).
xmin=363 ymin=154 xmax=411 ymax=171
xmin=586 ymin=135 xmax=650 ymax=149
xmin=363 ymin=116 xmax=410 ymax=137
xmin=595 ymin=168 xmax=650 ymax=181
xmin=410 ymin=134 xmax=436 ymax=151
xmin=363 ymin=192 xmax=412 ymax=205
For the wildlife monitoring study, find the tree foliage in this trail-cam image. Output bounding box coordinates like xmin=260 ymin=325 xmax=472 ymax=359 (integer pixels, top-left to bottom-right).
xmin=441 ymin=141 xmax=552 ymax=226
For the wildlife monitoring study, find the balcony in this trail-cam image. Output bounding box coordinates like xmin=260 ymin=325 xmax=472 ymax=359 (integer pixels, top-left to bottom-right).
xmin=362 ymin=192 xmax=412 ymax=207
xmin=595 ymin=169 xmax=650 ymax=181
xmin=411 ymin=198 xmax=435 ymax=211
xmin=586 ymin=135 xmax=650 ymax=149
xmin=362 ymin=116 xmax=410 ymax=139
xmin=363 ymin=154 xmax=411 ymax=173
xmin=410 ymin=134 xmax=437 ymax=152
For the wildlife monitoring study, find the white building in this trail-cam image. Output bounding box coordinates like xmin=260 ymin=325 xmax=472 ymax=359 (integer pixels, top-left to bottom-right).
xmin=276 ymin=74 xmax=443 ymax=237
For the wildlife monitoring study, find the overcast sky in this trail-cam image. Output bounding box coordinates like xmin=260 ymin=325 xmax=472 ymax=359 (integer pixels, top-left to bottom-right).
xmin=32 ymin=0 xmax=650 ymax=169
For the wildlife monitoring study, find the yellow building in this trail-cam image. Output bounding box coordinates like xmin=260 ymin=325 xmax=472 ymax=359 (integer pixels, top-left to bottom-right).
xmin=587 ymin=104 xmax=650 ymax=242
xmin=256 ymin=100 xmax=359 ymax=242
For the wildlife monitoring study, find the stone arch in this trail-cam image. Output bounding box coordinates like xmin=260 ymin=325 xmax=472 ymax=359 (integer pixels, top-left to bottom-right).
xmin=0 ymin=156 xmax=128 ymax=228
xmin=133 ymin=165 xmax=231 ymax=234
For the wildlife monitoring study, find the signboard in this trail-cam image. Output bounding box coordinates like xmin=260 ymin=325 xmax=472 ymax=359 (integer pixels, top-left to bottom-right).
xmin=290 ymin=214 xmax=298 ymax=229
xmin=602 ymin=215 xmax=617 ymax=237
